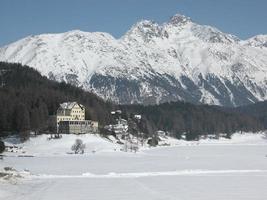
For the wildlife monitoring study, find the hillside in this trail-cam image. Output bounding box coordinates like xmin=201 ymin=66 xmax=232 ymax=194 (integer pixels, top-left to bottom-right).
xmin=0 ymin=62 xmax=265 ymax=140
xmin=1 ymin=14 xmax=267 ymax=106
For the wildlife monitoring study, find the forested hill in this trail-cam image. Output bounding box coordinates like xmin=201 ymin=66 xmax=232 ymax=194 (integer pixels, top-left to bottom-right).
xmin=0 ymin=62 xmax=265 ymax=139
xmin=0 ymin=62 xmax=114 ymax=136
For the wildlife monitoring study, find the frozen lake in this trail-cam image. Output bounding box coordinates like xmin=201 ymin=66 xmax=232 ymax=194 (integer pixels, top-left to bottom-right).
xmin=1 ymin=143 xmax=267 ymax=200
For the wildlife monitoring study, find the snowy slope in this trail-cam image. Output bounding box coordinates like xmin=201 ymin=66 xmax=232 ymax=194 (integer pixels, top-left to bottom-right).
xmin=2 ymin=132 xmax=267 ymax=157
xmin=1 ymin=14 xmax=267 ymax=106
xmin=3 ymin=134 xmax=121 ymax=156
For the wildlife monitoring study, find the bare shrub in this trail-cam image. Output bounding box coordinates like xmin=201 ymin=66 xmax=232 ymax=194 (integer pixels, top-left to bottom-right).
xmin=71 ymin=139 xmax=86 ymax=154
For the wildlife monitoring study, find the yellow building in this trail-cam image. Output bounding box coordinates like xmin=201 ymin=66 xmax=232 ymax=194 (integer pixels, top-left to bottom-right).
xmin=56 ymin=102 xmax=98 ymax=134
xmin=57 ymin=102 xmax=85 ymax=125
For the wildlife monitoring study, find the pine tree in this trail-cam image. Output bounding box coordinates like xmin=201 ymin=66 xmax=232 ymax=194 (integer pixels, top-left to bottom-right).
xmin=14 ymin=103 xmax=30 ymax=132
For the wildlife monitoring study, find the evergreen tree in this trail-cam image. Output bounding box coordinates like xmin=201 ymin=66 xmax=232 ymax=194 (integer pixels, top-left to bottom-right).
xmin=14 ymin=103 xmax=30 ymax=132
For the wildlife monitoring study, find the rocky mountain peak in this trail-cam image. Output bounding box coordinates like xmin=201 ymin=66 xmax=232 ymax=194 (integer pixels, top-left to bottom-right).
xmin=169 ymin=13 xmax=191 ymax=26
xmin=123 ymin=20 xmax=168 ymax=42
xmin=243 ymin=35 xmax=267 ymax=48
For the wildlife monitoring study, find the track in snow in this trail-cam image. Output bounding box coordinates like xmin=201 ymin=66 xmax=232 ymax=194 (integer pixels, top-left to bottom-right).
xmin=34 ymin=169 xmax=267 ymax=179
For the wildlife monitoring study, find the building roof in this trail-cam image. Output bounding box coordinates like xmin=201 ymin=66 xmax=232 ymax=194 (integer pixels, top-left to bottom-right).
xmin=59 ymin=102 xmax=84 ymax=110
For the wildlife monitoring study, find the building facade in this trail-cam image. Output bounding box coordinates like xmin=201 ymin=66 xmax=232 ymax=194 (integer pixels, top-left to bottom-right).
xmin=57 ymin=102 xmax=85 ymax=124
xmin=56 ymin=102 xmax=98 ymax=134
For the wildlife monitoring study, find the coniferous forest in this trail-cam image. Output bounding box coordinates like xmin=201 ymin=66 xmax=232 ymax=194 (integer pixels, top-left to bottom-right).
xmin=0 ymin=62 xmax=265 ymax=140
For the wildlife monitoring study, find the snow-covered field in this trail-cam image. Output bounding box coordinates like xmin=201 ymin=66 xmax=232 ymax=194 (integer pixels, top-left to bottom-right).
xmin=1 ymin=133 xmax=267 ymax=200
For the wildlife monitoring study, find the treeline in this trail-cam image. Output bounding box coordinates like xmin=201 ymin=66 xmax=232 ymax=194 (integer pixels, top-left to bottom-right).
xmin=120 ymin=102 xmax=264 ymax=140
xmin=0 ymin=62 xmax=265 ymax=140
xmin=234 ymin=101 xmax=267 ymax=129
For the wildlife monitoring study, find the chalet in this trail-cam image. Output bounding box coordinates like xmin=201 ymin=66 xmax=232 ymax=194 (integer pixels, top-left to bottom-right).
xmin=57 ymin=102 xmax=98 ymax=134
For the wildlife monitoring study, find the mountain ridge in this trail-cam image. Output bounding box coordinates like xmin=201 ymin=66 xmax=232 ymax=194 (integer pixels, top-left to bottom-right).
xmin=1 ymin=14 xmax=267 ymax=107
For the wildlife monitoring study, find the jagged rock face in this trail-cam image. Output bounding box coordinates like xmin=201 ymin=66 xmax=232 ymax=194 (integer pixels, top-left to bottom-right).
xmin=1 ymin=14 xmax=267 ymax=107
xmin=242 ymin=35 xmax=267 ymax=48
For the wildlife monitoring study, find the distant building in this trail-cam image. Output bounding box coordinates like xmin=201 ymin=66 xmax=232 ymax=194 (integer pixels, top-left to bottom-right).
xmin=134 ymin=115 xmax=141 ymax=120
xmin=104 ymin=118 xmax=128 ymax=134
xmin=58 ymin=120 xmax=98 ymax=134
xmin=56 ymin=102 xmax=98 ymax=134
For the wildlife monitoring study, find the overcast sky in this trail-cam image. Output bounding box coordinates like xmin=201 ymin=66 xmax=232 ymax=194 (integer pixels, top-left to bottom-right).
xmin=0 ymin=0 xmax=267 ymax=46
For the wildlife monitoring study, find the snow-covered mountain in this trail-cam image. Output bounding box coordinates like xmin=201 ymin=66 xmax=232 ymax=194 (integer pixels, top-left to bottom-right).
xmin=1 ymin=14 xmax=267 ymax=107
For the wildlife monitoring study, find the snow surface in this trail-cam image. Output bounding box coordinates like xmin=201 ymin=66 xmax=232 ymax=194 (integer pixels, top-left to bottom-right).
xmin=3 ymin=134 xmax=122 ymax=156
xmin=1 ymin=132 xmax=267 ymax=200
